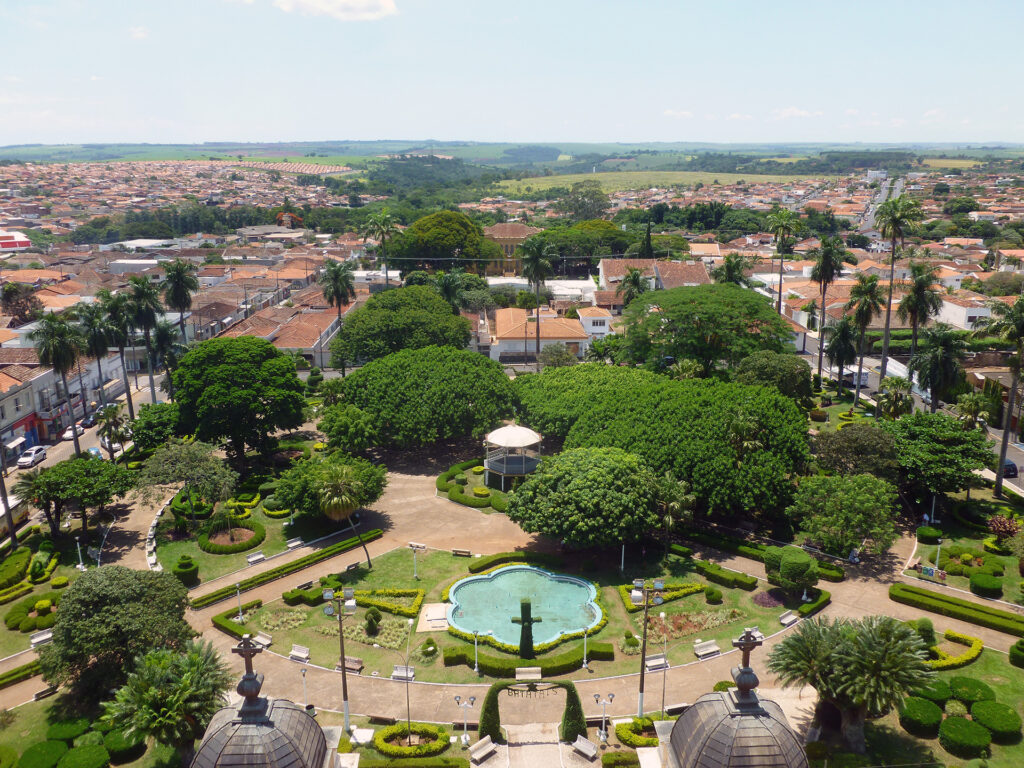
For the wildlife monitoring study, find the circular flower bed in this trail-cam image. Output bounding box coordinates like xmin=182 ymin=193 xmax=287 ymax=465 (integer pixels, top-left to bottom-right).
xmin=898 ymin=696 xmax=942 ymax=738
xmin=372 ymin=723 xmax=449 ymax=758
xmin=939 ymin=716 xmax=991 ymax=759
xmin=197 ymin=519 xmax=266 ymax=555
xmin=949 ymin=676 xmax=996 ymax=705
xmin=971 ymin=700 xmax=1023 ymax=742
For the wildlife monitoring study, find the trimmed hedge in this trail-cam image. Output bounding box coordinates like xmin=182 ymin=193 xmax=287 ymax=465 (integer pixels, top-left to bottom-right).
xmin=359 ymin=760 xmax=469 ymax=768
xmin=888 ymin=583 xmax=1024 ymax=636
xmin=916 ymin=526 xmax=942 ymax=544
xmin=971 ymin=700 xmax=1022 ymax=742
xmin=100 ymin=732 xmax=144 ymax=766
xmin=372 ymin=723 xmax=449 ymax=758
xmin=927 ymin=630 xmax=983 ymax=670
xmin=191 ymin=529 xmax=383 ymax=609
xmin=171 ymin=555 xmax=199 ymax=587
xmin=912 ymin=679 xmax=951 ymax=707
xmin=56 ymin=746 xmax=109 ymax=768
xmin=704 ymin=586 xmax=723 ymax=604
xmin=212 ymin=600 xmax=262 ymax=638
xmin=0 ymin=548 xmax=31 ymax=590
xmin=898 ymin=696 xmax=943 ymax=738
xmin=0 ymin=582 xmax=33 ymax=605
xmin=674 ymin=534 xmax=845 ymax=582
xmin=263 ymin=507 xmax=292 ymax=520
xmin=1010 ymin=638 xmax=1024 ymax=668
xmin=939 ymin=716 xmax=991 ymax=759
xmin=970 ymin=573 xmax=1003 ymax=599
xmin=18 ymin=742 xmax=68 ymax=768
xmin=442 ymin=642 xmax=614 ymax=677
xmin=436 ymin=459 xmax=485 ymax=493
xmin=615 ymin=718 xmax=658 ymax=748
xmin=0 ymin=659 xmax=41 ymax=690
xmin=670 ymin=545 xmax=759 ymax=590
xmin=467 ymin=551 xmax=562 ymax=574
xmin=949 ymin=676 xmax=996 ymax=705
xmin=197 ymin=519 xmax=266 ymax=555
xmin=617 ymin=582 xmax=704 ymax=613
xmin=46 ymin=720 xmax=91 ymax=743
xmin=602 ymin=754 xmax=641 ymax=767
xmin=798 ymin=589 xmax=831 ymax=617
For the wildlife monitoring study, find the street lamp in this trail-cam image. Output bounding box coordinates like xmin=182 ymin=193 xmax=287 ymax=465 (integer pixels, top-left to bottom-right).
xmin=660 ymin=611 xmax=668 ymax=717
xmin=408 ymin=542 xmax=426 ymax=580
xmin=454 ymin=695 xmax=476 ymax=746
xmin=630 ymin=579 xmax=664 ymax=718
xmin=301 ymin=667 xmax=308 ymax=710
xmin=390 ymin=617 xmax=416 ymax=746
xmin=235 ymin=583 xmax=243 ymax=622
xmin=75 ymin=536 xmax=85 ymax=571
xmin=323 ymin=587 xmax=357 ymax=733
xmin=593 ymin=693 xmax=614 ymax=742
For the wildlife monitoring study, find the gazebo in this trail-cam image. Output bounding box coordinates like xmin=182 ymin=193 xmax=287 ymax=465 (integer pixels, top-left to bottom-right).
xmin=483 ymin=424 xmax=542 ymax=491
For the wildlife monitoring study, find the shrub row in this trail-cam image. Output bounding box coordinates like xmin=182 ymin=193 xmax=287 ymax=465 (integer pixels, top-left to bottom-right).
xmin=442 ymin=642 xmax=614 ymax=677
xmin=797 ymin=589 xmax=831 ymax=617
xmin=898 ymin=696 xmax=943 ymax=738
xmin=446 ymin=486 xmax=491 ymax=508
xmin=212 ymin=600 xmax=263 ymax=638
xmin=358 ymin=759 xmax=468 ymax=768
xmin=0 ymin=547 xmax=31 ymax=590
xmin=197 ymin=519 xmax=266 ymax=555
xmin=436 ymin=459 xmax=485 ymax=492
xmin=616 ymin=582 xmax=704 ymax=613
xmin=0 ymin=659 xmax=41 ymax=690
xmin=888 ymin=583 xmax=1024 ymax=636
xmin=372 ymin=723 xmax=449 ymax=758
xmin=615 ymin=718 xmax=658 ymax=748
xmin=677 ymin=531 xmax=845 ymax=581
xmin=355 ymin=589 xmax=424 ymax=618
xmin=602 ymin=753 xmax=641 ymax=767
xmin=668 ymin=545 xmax=758 ymax=590
xmin=927 ymin=630 xmax=984 ymax=670
xmin=263 ymin=507 xmax=292 ymax=519
xmin=191 ymin=529 xmax=382 ymax=609
xmin=467 ymin=551 xmax=562 ymax=574
xmin=0 ymin=582 xmax=33 ymax=605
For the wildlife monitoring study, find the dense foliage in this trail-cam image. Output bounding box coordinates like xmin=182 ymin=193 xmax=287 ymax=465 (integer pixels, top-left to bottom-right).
xmin=813 ymin=423 xmax=900 ymax=481
xmin=734 ymin=351 xmax=812 ymax=402
xmin=318 ymin=405 xmax=379 ymax=453
xmin=340 ymin=346 xmax=514 ymax=447
xmin=787 ymin=474 xmax=899 ymax=555
xmin=880 ymin=412 xmax=993 ymax=495
xmin=273 ymin=452 xmax=387 ymax=519
xmin=390 ymin=210 xmax=502 ymax=270
xmin=128 ymin=403 xmax=180 ymax=451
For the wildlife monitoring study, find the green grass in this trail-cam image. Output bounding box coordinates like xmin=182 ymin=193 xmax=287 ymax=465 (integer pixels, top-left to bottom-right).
xmin=438 ymin=470 xmax=507 ymax=513
xmin=498 ymin=170 xmax=824 ymax=194
xmin=810 ymin=387 xmax=874 ymax=432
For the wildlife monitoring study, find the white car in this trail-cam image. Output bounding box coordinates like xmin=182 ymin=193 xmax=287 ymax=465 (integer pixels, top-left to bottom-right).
xmin=16 ymin=446 xmax=46 ymax=468
xmin=62 ymin=424 xmax=85 ymax=441
xmin=100 ymin=436 xmax=123 ymax=453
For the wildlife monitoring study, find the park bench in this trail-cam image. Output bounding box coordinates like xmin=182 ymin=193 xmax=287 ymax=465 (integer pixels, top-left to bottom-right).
xmin=644 ymin=653 xmax=669 ymax=672
xmin=515 ymin=666 xmax=542 ymax=681
xmin=346 ymin=563 xmax=360 ymax=572
xmin=572 ymin=735 xmax=598 ymax=761
xmin=30 ymin=630 xmax=52 ymax=648
xmin=664 ymin=702 xmax=690 ymax=716
xmin=341 ymin=656 xmax=364 ymax=674
xmin=779 ymin=610 xmax=799 ymax=627
xmin=452 ymin=548 xmax=473 ymax=557
xmin=33 ymin=687 xmax=57 ymax=701
xmin=469 ymin=735 xmax=496 ymax=764
xmin=286 ymin=538 xmax=303 ymax=550
xmin=289 ymin=645 xmax=310 ymax=663
xmin=392 ymin=665 xmax=415 ymax=681
xmin=253 ymin=632 xmax=273 ymax=649
xmin=693 ymin=640 xmax=721 ymax=659
xmin=296 ymin=581 xmax=313 ymax=590
xmin=246 ymin=551 xmax=265 ymax=566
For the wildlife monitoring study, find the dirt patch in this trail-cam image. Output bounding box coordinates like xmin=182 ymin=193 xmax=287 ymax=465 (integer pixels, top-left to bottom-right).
xmin=208 ymin=528 xmax=256 ymax=547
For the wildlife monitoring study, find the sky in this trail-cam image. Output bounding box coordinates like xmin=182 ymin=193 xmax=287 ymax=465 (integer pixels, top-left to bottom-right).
xmin=1 ymin=0 xmax=1023 ymax=146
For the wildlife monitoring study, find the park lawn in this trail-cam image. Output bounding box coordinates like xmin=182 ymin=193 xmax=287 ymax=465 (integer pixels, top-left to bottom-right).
xmin=810 ymin=388 xmax=875 ymax=433
xmin=438 ymin=469 xmax=508 ymax=514
xmin=497 ymin=170 xmax=821 ymax=195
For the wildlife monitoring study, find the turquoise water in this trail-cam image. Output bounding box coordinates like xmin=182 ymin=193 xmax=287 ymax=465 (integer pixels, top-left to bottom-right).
xmin=447 ymin=566 xmax=601 ymax=646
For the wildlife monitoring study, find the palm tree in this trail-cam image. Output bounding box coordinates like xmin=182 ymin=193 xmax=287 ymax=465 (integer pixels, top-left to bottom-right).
xmin=13 ymin=469 xmax=58 ymax=539
xmin=954 ymin=391 xmax=991 ymax=432
xmin=766 ymin=207 xmax=805 ymax=314
xmin=824 ymin=316 xmax=858 ymax=396
xmin=519 ymin=238 xmax=554 ymax=360
xmin=726 ymin=410 xmax=763 ymax=466
xmin=909 ymin=323 xmax=967 ymax=413
xmin=318 ymin=462 xmax=372 ymax=567
xmin=98 ymin=289 xmax=136 ymax=421
xmin=711 ymin=252 xmax=754 ymax=287
xmin=975 ymin=297 xmax=1024 ymax=497
xmin=75 ymin=303 xmax=112 ymax=409
xmin=161 ymin=259 xmax=199 ymax=341
xmin=653 ymin=473 xmax=695 ymax=549
xmin=319 ymin=260 xmax=356 ymax=323
xmin=810 ymin=236 xmax=851 ymax=385
xmin=96 ymin=403 xmax=129 ymax=462
xmin=616 ymin=267 xmax=649 ymax=307
xmin=667 ymin=359 xmax=702 ymax=380
xmin=127 ymin=276 xmax=163 ymax=405
xmin=897 ymin=260 xmax=942 ymax=358
xmin=875 ymin=376 xmax=914 ymax=419
xmin=433 ymin=269 xmax=465 ymax=314
xmin=29 ymin=314 xmax=84 ymax=456
xmin=874 ymin=195 xmax=925 ymax=380
xmin=845 ymin=274 xmax=884 ymax=408
xmin=768 ymin=616 xmax=933 ymax=753
xmin=361 ymin=209 xmax=399 ymax=289
xmin=152 ymin=320 xmax=184 ymax=400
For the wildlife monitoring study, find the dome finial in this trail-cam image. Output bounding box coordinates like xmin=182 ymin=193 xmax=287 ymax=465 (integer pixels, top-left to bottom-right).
xmin=730 ymin=627 xmax=763 ymax=702
xmin=232 ymin=635 xmax=265 ymax=710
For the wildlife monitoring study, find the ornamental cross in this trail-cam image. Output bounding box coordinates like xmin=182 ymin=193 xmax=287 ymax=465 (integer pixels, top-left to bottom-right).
xmin=233 ymin=634 xmax=263 ymax=676
xmin=732 ymin=627 xmax=763 ymax=668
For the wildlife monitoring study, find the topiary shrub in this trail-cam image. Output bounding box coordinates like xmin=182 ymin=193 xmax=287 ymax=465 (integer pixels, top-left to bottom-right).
xmin=946 ymin=700 xmax=968 ymax=718
xmin=615 ymin=718 xmax=658 ymax=748
xmin=704 ymin=586 xmax=723 ymax=604
xmin=939 ymin=716 xmax=991 ymax=759
xmin=35 ymin=613 xmax=56 ymax=630
xmin=51 ymin=577 xmax=68 ymax=589
xmin=33 ymin=600 xmax=51 ymax=614
xmin=371 ymin=723 xmax=449 ymax=758
xmin=453 ymin=474 xmax=468 ymax=486
xmin=18 ymin=743 xmax=68 ymax=768
xmin=472 ymin=486 xmax=490 ymax=498
xmin=971 ymin=700 xmax=1023 ymax=743
xmin=1010 ymin=638 xmax=1024 ymax=669
xmin=898 ymin=696 xmax=942 ymax=738
xmin=949 ymin=676 xmax=996 ymax=705
xmin=559 ymin=683 xmax=587 ymax=743
xmin=809 ymin=409 xmax=827 ymax=423
xmin=171 ymin=555 xmax=199 ymax=587
xmin=55 ymin=745 xmax=109 ymax=768
xmin=46 ymin=719 xmax=91 ymax=743
xmin=970 ymin=573 xmax=1003 ymax=599
xmin=70 ymin=735 xmax=103 ymax=750
xmin=915 ymin=617 xmax=936 ymax=646
xmin=101 ymin=732 xmax=144 ymax=766
xmin=913 ymin=679 xmax=951 ymax=707
xmin=916 ymin=526 xmax=942 ymax=544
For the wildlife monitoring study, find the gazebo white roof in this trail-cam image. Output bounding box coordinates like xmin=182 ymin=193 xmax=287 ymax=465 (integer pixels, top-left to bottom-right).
xmin=484 ymin=424 xmax=542 ymax=448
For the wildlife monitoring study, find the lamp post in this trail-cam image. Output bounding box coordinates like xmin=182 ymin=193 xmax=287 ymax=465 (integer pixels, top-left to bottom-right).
xmin=593 ymin=693 xmax=614 ymax=742
xmin=323 ymin=587 xmax=357 ymax=733
xmin=75 ymin=536 xmax=85 ymax=571
xmin=630 ymin=578 xmax=664 ymax=718
xmin=473 ymin=631 xmax=479 ymax=674
xmin=235 ymin=583 xmax=243 ymax=622
xmin=454 ymin=695 xmax=476 ymax=746
xmin=409 ymin=542 xmax=426 ymax=580
xmin=582 ymin=627 xmax=588 ymax=670
xmin=660 ymin=611 xmax=668 ymax=717
xmin=301 ymin=667 xmax=308 ymax=709
xmin=392 ymin=617 xmax=415 ymax=746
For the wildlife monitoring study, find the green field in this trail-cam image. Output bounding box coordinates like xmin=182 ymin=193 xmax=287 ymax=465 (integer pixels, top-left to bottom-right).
xmin=498 ymin=170 xmax=823 ymax=194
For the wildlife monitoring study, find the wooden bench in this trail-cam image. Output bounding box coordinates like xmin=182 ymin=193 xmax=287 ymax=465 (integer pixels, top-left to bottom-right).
xmin=572 ymin=735 xmax=598 ymax=761
xmin=33 ymin=687 xmax=57 ymax=701
xmin=515 ymin=666 xmax=542 ymax=681
xmin=286 ymin=538 xmax=303 ymax=550
xmin=664 ymin=702 xmax=690 ymax=716
xmin=469 ymin=735 xmax=496 ymax=764
xmin=246 ymin=551 xmax=265 ymax=566
xmin=779 ymin=610 xmax=799 ymax=627
xmin=644 ymin=653 xmax=669 ymax=672
xmin=341 ymin=656 xmax=364 ymax=674
xmin=452 ymin=548 xmax=473 ymax=557
xmin=296 ymin=581 xmax=314 ymax=590
xmin=392 ymin=664 xmax=415 ymax=681
xmin=289 ymin=645 xmax=310 ymax=663
xmin=30 ymin=630 xmax=53 ymax=648
xmin=346 ymin=563 xmax=360 ymax=572
xmin=253 ymin=632 xmax=273 ymax=649
xmin=694 ymin=640 xmax=721 ymax=659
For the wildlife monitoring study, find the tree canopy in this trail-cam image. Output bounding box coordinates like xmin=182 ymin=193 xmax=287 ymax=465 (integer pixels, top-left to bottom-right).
xmin=813 ymin=422 xmax=899 ymax=481
xmin=173 ymin=337 xmax=306 ymax=460
xmin=318 ymin=404 xmax=379 ymax=453
xmin=734 ymin=350 xmax=812 ymax=402
xmin=340 ymin=345 xmax=514 ymax=448
xmin=129 ymin=402 xmax=181 ymax=452
xmin=390 ymin=210 xmax=502 ymax=270
xmin=273 ymin=451 xmax=387 ymax=520
xmin=330 ymin=285 xmax=471 ymax=364
xmin=621 ymin=284 xmax=792 ymax=374
xmin=787 ymin=474 xmax=899 ymax=555
xmin=506 ymin=447 xmax=659 ymax=547
xmin=880 ymin=412 xmax=992 ymax=495
xmin=43 ymin=457 xmax=135 ymax=534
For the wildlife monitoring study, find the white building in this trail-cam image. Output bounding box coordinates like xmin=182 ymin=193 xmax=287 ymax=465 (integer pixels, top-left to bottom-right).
xmin=577 ymin=306 xmax=613 ymax=339
xmin=489 ymin=308 xmax=590 ymax=362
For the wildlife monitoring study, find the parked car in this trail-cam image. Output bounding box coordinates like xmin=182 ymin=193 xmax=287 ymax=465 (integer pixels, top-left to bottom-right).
xmin=80 ymin=413 xmax=97 ymax=428
xmin=1004 ymin=460 xmax=1018 ymax=479
xmin=62 ymin=424 xmax=85 ymax=441
xmin=100 ymin=436 xmax=122 ymax=453
xmin=87 ymin=447 xmax=103 ymax=460
xmin=16 ymin=446 xmax=46 ymax=468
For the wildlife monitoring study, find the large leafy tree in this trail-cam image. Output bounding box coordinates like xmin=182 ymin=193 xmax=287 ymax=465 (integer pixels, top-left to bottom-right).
xmin=318 ymin=404 xmax=378 ymax=453
xmin=621 ymin=284 xmax=791 ymax=375
xmin=823 ymin=316 xmax=857 ymax=394
xmin=274 ymin=451 xmax=386 ymax=521
xmin=29 ymin=313 xmax=85 ymax=456
xmin=554 ymin=180 xmax=609 ymax=221
xmin=813 ymin=422 xmax=899 ymax=481
xmin=809 ymin=236 xmax=852 ymax=382
xmin=390 ymin=210 xmax=500 ymax=271
xmin=787 ymin=474 xmax=898 ymax=555
xmin=131 ymin=402 xmax=181 ymax=451
xmin=360 ymin=208 xmax=399 ymax=288
xmin=880 ymin=411 xmax=992 ymax=497
xmin=136 ymin=441 xmax=237 ymax=526
xmin=161 ymin=258 xmax=200 ymax=340
xmin=340 ymin=345 xmax=513 ymax=448
xmin=897 ymin=260 xmax=943 ymax=358
xmin=128 ymin=275 xmax=164 ymax=404
xmin=909 ymin=323 xmax=967 ymax=413
xmin=319 ymin=260 xmax=356 ymax=322
xmin=734 ymin=350 xmax=812 ymax=403
xmin=507 ymin=447 xmax=660 ymax=547
xmin=39 ymin=566 xmax=192 ymax=695
xmin=98 ymin=288 xmax=137 ymax=420
xmin=330 ymin=285 xmax=470 ymax=364
xmin=519 ymin=238 xmax=555 ymax=358
xmin=844 ymin=273 xmax=884 ymax=408
xmin=874 ymin=195 xmax=924 ymax=380
xmin=173 ymin=337 xmax=306 ymax=461
xmin=44 ymin=456 xmax=134 ymax=534
xmin=102 ymin=640 xmax=231 ymax=763
xmin=766 ymin=207 xmax=805 ymax=313
xmin=768 ymin=616 xmax=934 ymax=753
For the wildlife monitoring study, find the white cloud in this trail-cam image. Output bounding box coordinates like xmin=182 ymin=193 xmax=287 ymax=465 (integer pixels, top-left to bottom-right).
xmin=844 ymin=108 xmax=859 ymax=116
xmin=890 ymin=117 xmax=907 ymax=127
xmin=727 ymin=113 xmax=752 ymax=121
xmin=128 ymin=26 xmax=149 ymax=39
xmin=270 ymin=0 xmax=397 ymax=21
xmin=663 ymin=109 xmax=693 ymax=119
xmin=772 ymin=106 xmax=823 ymax=120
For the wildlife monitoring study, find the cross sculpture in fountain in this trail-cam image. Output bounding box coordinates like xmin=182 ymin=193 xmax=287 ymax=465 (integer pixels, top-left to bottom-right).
xmin=511 ymin=599 xmax=542 ymax=660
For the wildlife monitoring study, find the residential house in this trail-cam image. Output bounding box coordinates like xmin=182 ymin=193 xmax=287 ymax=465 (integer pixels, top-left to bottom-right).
xmin=489 ymin=307 xmax=590 ymax=362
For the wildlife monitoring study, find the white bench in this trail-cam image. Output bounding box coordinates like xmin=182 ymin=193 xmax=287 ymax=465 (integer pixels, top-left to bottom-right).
xmin=572 ymin=735 xmax=598 ymax=761
xmin=452 ymin=548 xmax=473 ymax=557
xmin=392 ymin=665 xmax=415 ymax=681
xmin=246 ymin=551 xmax=265 ymax=566
xmin=694 ymin=640 xmax=721 ymax=659
xmin=286 ymin=538 xmax=303 ymax=550
xmin=515 ymin=666 xmax=542 ymax=680
xmin=147 ymin=553 xmax=158 ymax=567
xmin=289 ymin=644 xmax=310 ymax=663
xmin=253 ymin=632 xmax=273 ymax=649
xmin=779 ymin=610 xmax=799 ymax=627
xmin=644 ymin=653 xmax=669 ymax=672
xmin=30 ymin=630 xmax=52 ymax=648
xmin=469 ymin=735 xmax=496 ymax=764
